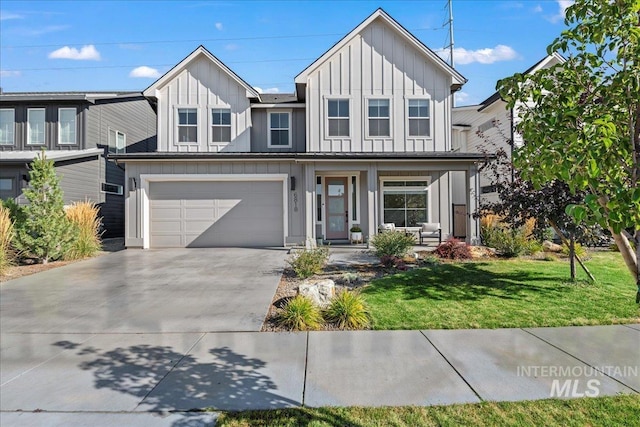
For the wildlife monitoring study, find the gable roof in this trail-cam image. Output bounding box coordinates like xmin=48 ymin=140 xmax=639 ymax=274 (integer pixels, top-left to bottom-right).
xmin=143 ymin=45 xmax=260 ymax=100
xmin=294 ymin=8 xmax=466 ymax=89
xmin=478 ymin=52 xmax=565 ymax=111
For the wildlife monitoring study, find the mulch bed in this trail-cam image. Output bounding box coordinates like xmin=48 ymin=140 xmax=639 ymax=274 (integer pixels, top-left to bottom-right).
xmin=261 ymin=263 xmax=389 ymax=332
xmin=0 ymin=238 xmax=125 ymax=283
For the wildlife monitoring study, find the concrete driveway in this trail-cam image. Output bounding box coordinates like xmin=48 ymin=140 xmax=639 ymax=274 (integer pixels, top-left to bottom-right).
xmin=0 ymin=248 xmax=288 ymax=333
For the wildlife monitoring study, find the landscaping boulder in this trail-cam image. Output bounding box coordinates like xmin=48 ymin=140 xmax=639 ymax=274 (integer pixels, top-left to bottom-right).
xmin=543 ymin=240 xmax=563 ymax=252
xmin=298 ymin=279 xmax=335 ymax=306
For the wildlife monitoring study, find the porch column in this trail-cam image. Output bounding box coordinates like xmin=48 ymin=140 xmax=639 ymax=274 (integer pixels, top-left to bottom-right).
xmin=466 ymin=163 xmax=480 ymax=245
xmin=367 ymin=163 xmax=378 ymax=246
xmin=304 ymin=162 xmax=316 ymax=247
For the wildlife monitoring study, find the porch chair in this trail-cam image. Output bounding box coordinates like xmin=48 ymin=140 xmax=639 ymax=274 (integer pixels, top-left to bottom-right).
xmin=379 ymin=223 xmax=396 ymax=233
xmin=419 ymin=223 xmax=442 ymax=245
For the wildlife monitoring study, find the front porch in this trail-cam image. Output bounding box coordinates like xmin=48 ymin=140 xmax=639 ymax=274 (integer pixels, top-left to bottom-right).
xmin=300 ymin=157 xmax=481 ymax=246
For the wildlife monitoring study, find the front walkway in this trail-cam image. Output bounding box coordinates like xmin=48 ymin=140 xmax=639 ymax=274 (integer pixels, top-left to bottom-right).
xmin=1 ymin=325 xmax=638 ymax=426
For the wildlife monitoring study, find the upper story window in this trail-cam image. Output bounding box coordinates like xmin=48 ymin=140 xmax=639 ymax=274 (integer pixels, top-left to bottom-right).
xmin=327 ymin=99 xmax=349 ymax=137
xmin=211 ymin=108 xmax=231 ymax=143
xmin=268 ymin=111 xmax=291 ymax=148
xmin=177 ymin=108 xmax=197 ymax=143
xmin=58 ymin=108 xmax=77 ymax=145
xmin=368 ymin=99 xmax=390 ymax=137
xmin=108 ymin=129 xmax=126 ymax=154
xmin=0 ymin=109 xmax=15 ymax=146
xmin=27 ymin=108 xmax=46 ymax=145
xmin=408 ymin=99 xmax=430 ymax=137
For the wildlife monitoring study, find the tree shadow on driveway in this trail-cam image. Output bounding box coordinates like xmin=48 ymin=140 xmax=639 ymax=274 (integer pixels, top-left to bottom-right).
xmin=53 ymin=340 xmax=299 ymax=418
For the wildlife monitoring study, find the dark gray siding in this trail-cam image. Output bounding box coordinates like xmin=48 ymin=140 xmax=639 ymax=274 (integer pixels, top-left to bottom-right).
xmin=0 ymin=103 xmax=88 ymax=151
xmin=85 ymin=97 xmax=157 ymax=152
xmin=0 ymin=166 xmax=25 ymax=200
xmin=56 ymin=157 xmax=102 ymax=203
xmin=83 ymin=96 xmax=156 ymax=237
xmin=251 ymin=109 xmax=305 ymax=152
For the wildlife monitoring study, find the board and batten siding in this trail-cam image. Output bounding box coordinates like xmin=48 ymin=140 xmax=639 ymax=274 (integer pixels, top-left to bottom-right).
xmin=305 ymin=18 xmax=453 ymax=153
xmin=251 ymin=109 xmax=306 ymax=152
xmin=0 ymin=103 xmax=88 ymax=151
xmin=156 ymin=55 xmax=252 ymax=153
xmin=124 ymin=161 xmax=305 ymax=247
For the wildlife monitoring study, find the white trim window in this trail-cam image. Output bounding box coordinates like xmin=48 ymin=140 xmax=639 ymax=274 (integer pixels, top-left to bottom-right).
xmin=58 ymin=108 xmax=77 ymax=145
xmin=407 ymin=99 xmax=430 ymax=137
xmin=102 ymin=182 xmax=124 ymax=195
xmin=177 ymin=108 xmax=197 ymax=143
xmin=327 ymin=99 xmax=349 ymax=137
xmin=108 ymin=128 xmax=126 ymax=154
xmin=382 ymin=180 xmax=430 ymax=227
xmin=211 ymin=108 xmax=231 ymax=143
xmin=27 ymin=108 xmax=46 ymax=145
xmin=0 ymin=109 xmax=15 ymax=146
xmin=367 ymin=99 xmax=390 ymax=137
xmin=268 ymin=111 xmax=291 ymax=148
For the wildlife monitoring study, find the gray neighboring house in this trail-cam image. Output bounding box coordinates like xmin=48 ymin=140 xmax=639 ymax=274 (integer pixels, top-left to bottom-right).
xmin=113 ymin=8 xmax=486 ymax=249
xmin=0 ymin=91 xmax=157 ymax=237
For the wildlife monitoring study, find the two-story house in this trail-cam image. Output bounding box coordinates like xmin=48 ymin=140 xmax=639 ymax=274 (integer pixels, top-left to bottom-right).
xmin=451 ymin=53 xmax=566 ymax=206
xmin=113 ymin=9 xmax=486 ymax=248
xmin=0 ymin=92 xmax=156 ymax=237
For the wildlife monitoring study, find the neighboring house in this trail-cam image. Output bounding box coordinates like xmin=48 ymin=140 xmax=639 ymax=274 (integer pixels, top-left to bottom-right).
xmin=113 ymin=8 xmax=487 ymax=249
xmin=451 ymin=53 xmax=566 ymax=206
xmin=0 ymin=92 xmax=157 ymax=237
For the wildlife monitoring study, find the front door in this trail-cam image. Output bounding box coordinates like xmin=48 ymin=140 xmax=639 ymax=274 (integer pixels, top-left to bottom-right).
xmin=325 ymin=177 xmax=348 ymax=240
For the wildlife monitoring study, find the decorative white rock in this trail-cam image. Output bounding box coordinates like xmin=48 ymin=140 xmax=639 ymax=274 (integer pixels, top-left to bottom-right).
xmin=298 ymin=279 xmax=336 ymax=307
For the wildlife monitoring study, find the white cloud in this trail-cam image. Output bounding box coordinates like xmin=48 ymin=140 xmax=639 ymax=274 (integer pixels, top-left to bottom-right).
xmin=437 ymin=45 xmax=519 ymax=65
xmin=454 ymin=91 xmax=470 ymax=104
xmin=48 ymin=44 xmax=101 ymax=60
xmin=547 ymin=0 xmax=574 ymax=23
xmin=224 ymin=43 xmax=239 ymax=51
xmin=253 ymin=87 xmax=280 ymax=94
xmin=533 ymin=4 xmax=543 ymax=13
xmin=129 ymin=66 xmax=161 ymax=78
xmin=0 ymin=11 xmax=24 ymax=20
xmin=215 ymin=22 xmax=223 ymax=31
xmin=0 ymin=69 xmax=21 ymax=77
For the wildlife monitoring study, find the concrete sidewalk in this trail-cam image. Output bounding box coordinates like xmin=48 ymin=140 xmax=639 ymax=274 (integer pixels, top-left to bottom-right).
xmin=1 ymin=325 xmax=638 ymax=426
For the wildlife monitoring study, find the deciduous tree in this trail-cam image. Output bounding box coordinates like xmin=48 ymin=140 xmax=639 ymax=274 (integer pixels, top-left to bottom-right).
xmin=498 ymin=0 xmax=640 ymax=301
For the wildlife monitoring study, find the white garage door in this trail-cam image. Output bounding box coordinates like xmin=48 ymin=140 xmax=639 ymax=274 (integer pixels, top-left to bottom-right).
xmin=149 ymin=180 xmax=284 ymax=248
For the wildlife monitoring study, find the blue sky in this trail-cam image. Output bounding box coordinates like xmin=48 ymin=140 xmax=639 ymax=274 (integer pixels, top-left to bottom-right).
xmin=0 ymin=0 xmax=573 ymax=106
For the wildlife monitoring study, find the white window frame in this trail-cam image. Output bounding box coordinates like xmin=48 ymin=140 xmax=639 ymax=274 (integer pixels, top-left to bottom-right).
xmin=209 ymin=106 xmax=232 ymax=145
xmin=325 ymin=97 xmax=351 ymax=138
xmin=0 ymin=108 xmax=15 ymax=146
xmin=267 ymin=110 xmax=292 ymax=148
xmin=57 ymin=107 xmax=77 ymax=145
xmin=108 ymin=128 xmax=126 ymax=154
xmin=174 ymin=106 xmax=199 ymax=145
xmin=379 ymin=177 xmax=432 ymax=229
xmin=27 ymin=108 xmax=46 ymax=145
xmin=365 ymin=97 xmax=391 ymax=139
xmin=405 ymin=97 xmax=432 ymax=138
xmin=101 ymin=182 xmax=124 ymax=195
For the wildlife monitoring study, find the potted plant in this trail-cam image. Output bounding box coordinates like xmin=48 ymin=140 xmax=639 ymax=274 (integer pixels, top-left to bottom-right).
xmin=350 ymin=225 xmax=363 ymax=243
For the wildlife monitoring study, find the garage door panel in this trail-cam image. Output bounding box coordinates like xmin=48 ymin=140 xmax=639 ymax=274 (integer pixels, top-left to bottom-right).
xmin=149 ymin=180 xmax=284 ymax=248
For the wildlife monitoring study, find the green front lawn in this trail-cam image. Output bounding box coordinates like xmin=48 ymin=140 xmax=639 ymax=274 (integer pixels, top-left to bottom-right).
xmin=362 ymin=252 xmax=639 ymax=330
xmin=217 ymin=395 xmax=640 ymax=426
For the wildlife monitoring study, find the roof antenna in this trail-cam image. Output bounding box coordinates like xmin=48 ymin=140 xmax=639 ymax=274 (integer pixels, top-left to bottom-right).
xmin=445 ymin=0 xmax=455 ymax=68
